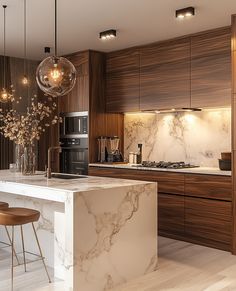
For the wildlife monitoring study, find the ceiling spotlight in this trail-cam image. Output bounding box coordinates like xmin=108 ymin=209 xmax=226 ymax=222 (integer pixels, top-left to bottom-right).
xmin=176 ymin=7 xmax=195 ymax=19
xmin=99 ymin=29 xmax=117 ymax=40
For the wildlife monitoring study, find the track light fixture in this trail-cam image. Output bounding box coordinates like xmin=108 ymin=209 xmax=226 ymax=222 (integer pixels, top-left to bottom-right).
xmin=176 ymin=7 xmax=195 ymax=19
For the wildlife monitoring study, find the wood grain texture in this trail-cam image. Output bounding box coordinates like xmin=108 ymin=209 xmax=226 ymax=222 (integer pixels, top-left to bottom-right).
xmin=89 ymin=51 xmax=124 ymax=162
xmin=59 ymin=51 xmax=89 ymax=113
xmin=185 ymin=197 xmax=232 ymax=251
xmin=89 ymin=166 xmax=232 ymax=251
xmin=88 ymin=167 xmax=185 ymax=195
xmin=158 ymin=193 xmax=184 ymax=237
xmin=140 ymin=37 xmax=191 ymax=110
xmin=191 ymin=27 xmax=231 ymax=107
xmin=232 ymin=15 xmax=236 ymax=255
xmin=106 ymin=49 xmax=140 ymax=112
xmin=185 ymin=174 xmax=232 ymax=201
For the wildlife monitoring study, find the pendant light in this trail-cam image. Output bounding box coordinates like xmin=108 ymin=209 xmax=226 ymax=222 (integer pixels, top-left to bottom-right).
xmin=22 ymin=0 xmax=28 ymax=85
xmin=0 ymin=5 xmax=12 ymax=103
xmin=36 ymin=0 xmax=76 ymax=97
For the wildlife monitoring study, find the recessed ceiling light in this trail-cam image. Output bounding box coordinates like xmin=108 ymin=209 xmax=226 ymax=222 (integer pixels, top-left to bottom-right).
xmin=99 ymin=29 xmax=117 ymax=40
xmin=176 ymin=7 xmax=195 ymax=19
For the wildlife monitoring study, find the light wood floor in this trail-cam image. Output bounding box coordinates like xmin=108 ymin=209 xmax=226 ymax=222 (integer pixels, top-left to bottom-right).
xmin=1 ymin=237 xmax=236 ymax=291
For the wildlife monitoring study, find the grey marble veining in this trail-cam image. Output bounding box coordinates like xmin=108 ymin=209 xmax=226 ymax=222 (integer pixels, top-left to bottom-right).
xmin=124 ymin=109 xmax=231 ymax=167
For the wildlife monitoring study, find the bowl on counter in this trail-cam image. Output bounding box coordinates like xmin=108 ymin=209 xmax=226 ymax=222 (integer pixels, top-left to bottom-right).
xmin=219 ymin=159 xmax=231 ymax=171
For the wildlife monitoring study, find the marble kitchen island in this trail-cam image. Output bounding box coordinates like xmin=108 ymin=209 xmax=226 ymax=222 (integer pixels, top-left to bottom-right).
xmin=0 ymin=170 xmax=157 ymax=291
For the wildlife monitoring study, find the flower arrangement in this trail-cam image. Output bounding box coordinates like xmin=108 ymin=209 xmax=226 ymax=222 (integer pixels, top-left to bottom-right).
xmin=0 ymin=95 xmax=61 ymax=146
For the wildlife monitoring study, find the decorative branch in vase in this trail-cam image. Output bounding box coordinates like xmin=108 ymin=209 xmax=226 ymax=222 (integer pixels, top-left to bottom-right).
xmin=0 ymin=95 xmax=61 ymax=175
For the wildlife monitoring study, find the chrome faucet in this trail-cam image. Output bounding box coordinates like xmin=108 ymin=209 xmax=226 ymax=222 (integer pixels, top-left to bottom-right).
xmin=46 ymin=146 xmax=62 ymax=179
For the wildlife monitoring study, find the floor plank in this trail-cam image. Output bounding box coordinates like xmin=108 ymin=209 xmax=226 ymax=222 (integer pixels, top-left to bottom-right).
xmin=1 ymin=237 xmax=236 ymax=290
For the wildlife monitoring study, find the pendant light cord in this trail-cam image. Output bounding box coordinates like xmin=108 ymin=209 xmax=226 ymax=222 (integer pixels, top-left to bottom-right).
xmin=3 ymin=5 xmax=7 ymax=89
xmin=55 ymin=0 xmax=57 ymax=56
xmin=23 ymin=0 xmax=26 ymax=76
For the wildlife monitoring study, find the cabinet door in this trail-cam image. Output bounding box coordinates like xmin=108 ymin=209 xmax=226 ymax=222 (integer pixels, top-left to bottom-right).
xmin=59 ymin=52 xmax=89 ymax=113
xmin=158 ymin=193 xmax=185 ymax=237
xmin=185 ymin=197 xmax=231 ymax=251
xmin=191 ymin=27 xmax=231 ymax=108
xmin=106 ymin=49 xmax=140 ymax=112
xmin=140 ymin=38 xmax=191 ymax=110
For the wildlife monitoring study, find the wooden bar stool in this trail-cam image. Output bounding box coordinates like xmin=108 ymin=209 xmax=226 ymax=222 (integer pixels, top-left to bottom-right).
xmin=0 ymin=202 xmax=19 ymax=265
xmin=0 ymin=207 xmax=51 ymax=290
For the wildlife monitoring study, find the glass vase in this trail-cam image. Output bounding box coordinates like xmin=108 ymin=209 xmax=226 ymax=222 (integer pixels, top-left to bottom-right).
xmin=15 ymin=144 xmax=24 ymax=172
xmin=21 ymin=145 xmax=36 ymax=175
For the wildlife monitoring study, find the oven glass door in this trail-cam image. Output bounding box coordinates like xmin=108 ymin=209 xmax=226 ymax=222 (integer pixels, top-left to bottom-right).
xmin=60 ymin=148 xmax=88 ymax=175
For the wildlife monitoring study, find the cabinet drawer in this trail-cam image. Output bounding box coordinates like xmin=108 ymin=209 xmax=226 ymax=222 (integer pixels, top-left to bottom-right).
xmin=89 ymin=167 xmax=184 ymax=195
xmin=185 ymin=197 xmax=232 ymax=251
xmin=159 ymin=194 xmax=185 ymax=237
xmin=185 ymin=174 xmax=232 ymax=201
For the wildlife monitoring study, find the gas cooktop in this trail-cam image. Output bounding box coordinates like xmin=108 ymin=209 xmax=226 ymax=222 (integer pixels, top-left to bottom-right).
xmin=137 ymin=161 xmax=199 ymax=169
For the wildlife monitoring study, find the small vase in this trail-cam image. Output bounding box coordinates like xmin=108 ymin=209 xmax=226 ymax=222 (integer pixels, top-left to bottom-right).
xmin=21 ymin=145 xmax=36 ymax=175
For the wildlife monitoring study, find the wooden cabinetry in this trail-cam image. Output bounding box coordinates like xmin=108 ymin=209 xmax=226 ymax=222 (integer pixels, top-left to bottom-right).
xmin=191 ymin=27 xmax=231 ymax=107
xmin=105 ymin=27 xmax=231 ymax=112
xmin=185 ymin=197 xmax=231 ymax=250
xmin=106 ymin=49 xmax=140 ymax=112
xmin=140 ymin=38 xmax=191 ymax=110
xmin=59 ymin=51 xmax=89 ymax=113
xmin=185 ymin=174 xmax=232 ymax=201
xmin=89 ymin=166 xmax=232 ymax=251
xmin=159 ymin=194 xmax=185 ymax=237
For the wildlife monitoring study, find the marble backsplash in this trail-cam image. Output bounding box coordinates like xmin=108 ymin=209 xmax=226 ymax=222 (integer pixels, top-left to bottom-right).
xmin=124 ymin=109 xmax=231 ymax=167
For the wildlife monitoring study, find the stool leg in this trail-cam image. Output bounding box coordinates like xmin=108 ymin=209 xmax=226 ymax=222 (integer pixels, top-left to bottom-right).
xmin=20 ymin=226 xmax=26 ymax=272
xmin=11 ymin=226 xmax=14 ymax=291
xmin=32 ymin=223 xmax=51 ymax=283
xmin=4 ymin=226 xmax=20 ymax=265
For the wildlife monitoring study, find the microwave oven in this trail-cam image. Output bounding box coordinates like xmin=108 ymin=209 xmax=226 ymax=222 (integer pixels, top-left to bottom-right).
xmin=60 ymin=111 xmax=88 ymax=138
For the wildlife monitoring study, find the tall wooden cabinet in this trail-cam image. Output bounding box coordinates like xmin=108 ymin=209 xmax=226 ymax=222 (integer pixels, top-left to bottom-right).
xmin=106 ymin=49 xmax=140 ymax=112
xmin=59 ymin=51 xmax=89 ymax=113
xmin=140 ymin=38 xmax=191 ymax=110
xmin=191 ymin=27 xmax=231 ymax=108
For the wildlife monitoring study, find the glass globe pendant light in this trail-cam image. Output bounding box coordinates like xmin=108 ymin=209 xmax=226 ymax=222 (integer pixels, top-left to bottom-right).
xmin=36 ymin=0 xmax=76 ymax=97
xmin=0 ymin=5 xmax=12 ymax=103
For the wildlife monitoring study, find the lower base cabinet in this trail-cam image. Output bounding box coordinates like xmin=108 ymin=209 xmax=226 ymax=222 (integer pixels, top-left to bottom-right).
xmin=185 ymin=197 xmax=231 ymax=251
xmin=159 ymin=193 xmax=185 ymax=237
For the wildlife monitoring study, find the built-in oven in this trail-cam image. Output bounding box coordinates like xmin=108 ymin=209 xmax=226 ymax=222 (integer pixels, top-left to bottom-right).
xmin=60 ymin=138 xmax=88 ymax=175
xmin=60 ymin=111 xmax=88 ymax=137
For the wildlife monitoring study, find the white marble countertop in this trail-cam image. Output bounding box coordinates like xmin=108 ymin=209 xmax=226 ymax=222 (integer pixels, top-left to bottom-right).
xmin=89 ymin=163 xmax=231 ymax=176
xmin=0 ymin=170 xmax=153 ymax=203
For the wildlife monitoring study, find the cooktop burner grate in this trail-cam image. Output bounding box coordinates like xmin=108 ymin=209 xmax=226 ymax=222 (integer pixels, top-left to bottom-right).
xmin=139 ymin=161 xmax=199 ymax=169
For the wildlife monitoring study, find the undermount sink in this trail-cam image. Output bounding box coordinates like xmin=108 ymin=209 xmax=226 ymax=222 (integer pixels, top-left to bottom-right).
xmin=51 ymin=174 xmax=87 ymax=180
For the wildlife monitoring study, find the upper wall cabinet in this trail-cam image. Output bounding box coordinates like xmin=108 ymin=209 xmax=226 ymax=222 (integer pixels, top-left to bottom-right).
xmin=191 ymin=27 xmax=231 ymax=108
xmin=59 ymin=51 xmax=89 ymax=113
xmin=140 ymin=38 xmax=191 ymax=110
xmin=106 ymin=49 xmax=140 ymax=112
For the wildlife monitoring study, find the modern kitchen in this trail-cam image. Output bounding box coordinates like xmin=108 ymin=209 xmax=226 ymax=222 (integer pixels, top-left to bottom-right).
xmin=0 ymin=1 xmax=236 ymax=291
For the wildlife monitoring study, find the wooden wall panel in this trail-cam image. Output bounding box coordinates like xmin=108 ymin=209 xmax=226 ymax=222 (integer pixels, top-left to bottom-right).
xmin=191 ymin=27 xmax=231 ymax=107
xmin=89 ymin=51 xmax=124 ymax=163
xmin=232 ymin=15 xmax=236 ymax=254
xmin=140 ymin=37 xmax=191 ymax=110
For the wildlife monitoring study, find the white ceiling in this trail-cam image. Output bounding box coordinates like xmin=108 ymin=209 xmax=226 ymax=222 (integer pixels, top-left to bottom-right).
xmin=0 ymin=0 xmax=236 ymax=60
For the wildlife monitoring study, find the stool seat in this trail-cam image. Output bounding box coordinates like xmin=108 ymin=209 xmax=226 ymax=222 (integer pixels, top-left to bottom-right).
xmin=0 ymin=201 xmax=9 ymax=210
xmin=0 ymin=207 xmax=40 ymax=226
